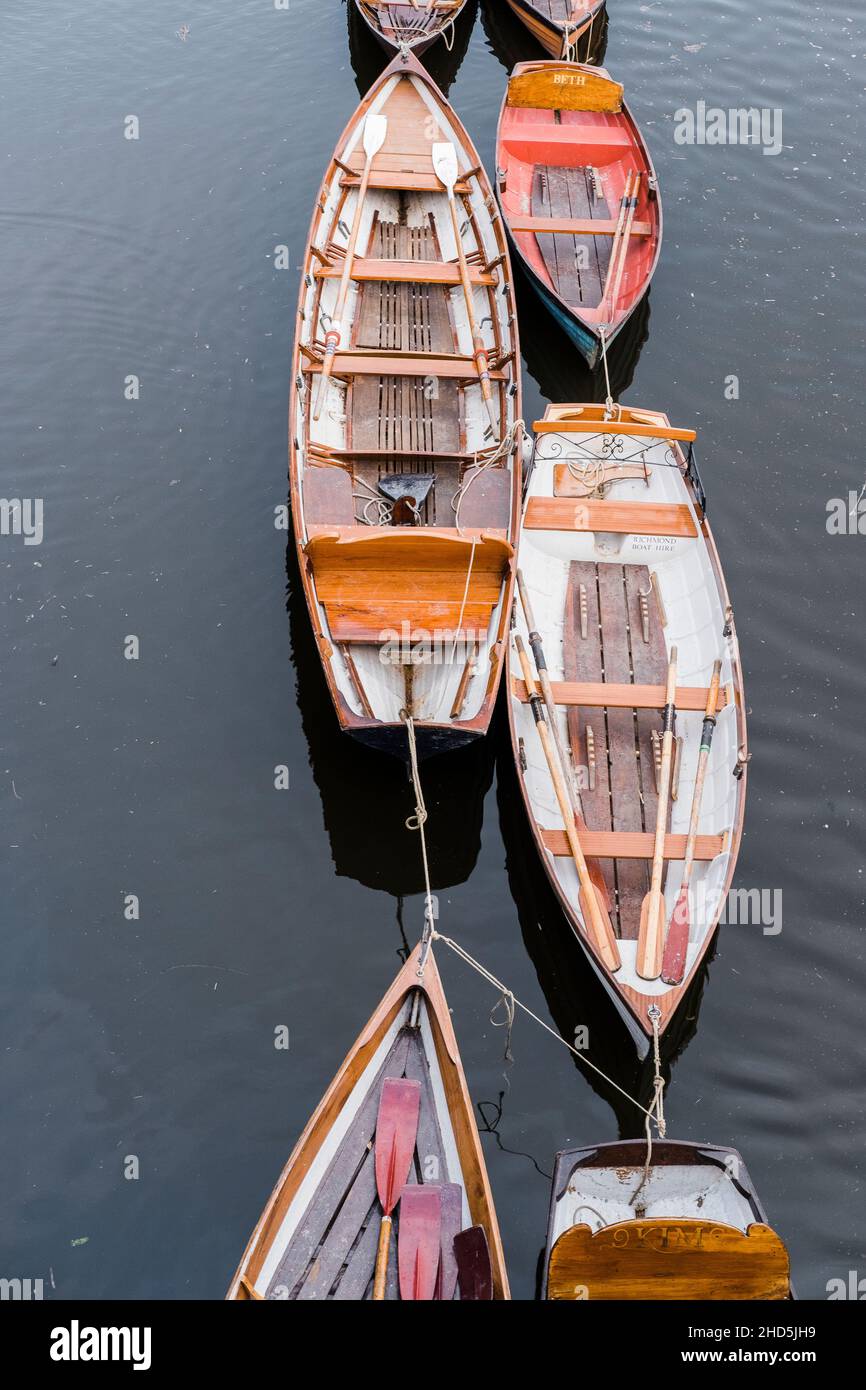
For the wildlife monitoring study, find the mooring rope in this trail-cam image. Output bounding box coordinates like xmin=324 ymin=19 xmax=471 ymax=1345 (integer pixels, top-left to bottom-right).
xmin=401 ymin=708 xmax=666 ymax=1130
xmin=598 ymin=326 xmax=620 ymax=422
xmin=629 ymin=1004 xmax=667 ymax=1206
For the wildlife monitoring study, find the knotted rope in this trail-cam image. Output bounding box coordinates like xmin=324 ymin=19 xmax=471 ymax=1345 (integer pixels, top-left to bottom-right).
xmin=401 ymin=716 xmax=667 ymax=1131
xmin=629 ymin=1003 xmax=667 ymax=1206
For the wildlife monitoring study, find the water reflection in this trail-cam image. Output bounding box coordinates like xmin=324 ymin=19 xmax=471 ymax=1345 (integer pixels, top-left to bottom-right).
xmin=517 ymin=260 xmax=651 ymax=407
xmin=286 ymin=542 xmax=495 ymax=895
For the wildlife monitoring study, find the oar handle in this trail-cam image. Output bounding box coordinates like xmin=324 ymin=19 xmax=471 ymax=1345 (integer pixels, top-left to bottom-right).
xmin=660 ymin=660 xmax=722 ymax=983
xmin=446 ymin=190 xmax=498 ymax=432
xmin=516 ymin=639 xmax=620 ymax=972
xmin=372 ymin=1213 xmax=393 ymax=1301
xmin=313 ymin=152 xmax=377 ymax=421
xmin=681 ymin=659 xmax=722 ymax=887
xmin=652 ymin=645 xmax=679 ymax=888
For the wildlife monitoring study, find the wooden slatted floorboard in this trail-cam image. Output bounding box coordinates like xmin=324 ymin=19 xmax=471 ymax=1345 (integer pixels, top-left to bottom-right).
xmin=563 ymin=561 xmax=668 ymax=939
xmin=531 ymin=165 xmax=611 ymax=307
xmin=351 ymin=215 xmax=461 ymax=522
xmin=267 ymin=1023 xmax=454 ymax=1300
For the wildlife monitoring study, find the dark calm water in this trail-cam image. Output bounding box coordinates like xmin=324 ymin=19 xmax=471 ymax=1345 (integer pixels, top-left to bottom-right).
xmin=3 ymin=0 xmax=865 ymax=1301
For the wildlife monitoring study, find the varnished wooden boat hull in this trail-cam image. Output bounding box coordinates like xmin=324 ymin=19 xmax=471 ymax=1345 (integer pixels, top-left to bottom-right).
xmin=496 ymin=62 xmax=661 ymax=368
xmin=227 ymin=943 xmax=509 ymax=1300
xmin=355 ymin=1 xmax=474 ymax=57
xmin=543 ymin=1140 xmax=791 ymax=1300
xmin=501 ymin=0 xmax=606 ymax=59
xmin=507 ymin=406 xmax=748 ymax=1052
xmin=291 ymin=51 xmax=521 ymax=761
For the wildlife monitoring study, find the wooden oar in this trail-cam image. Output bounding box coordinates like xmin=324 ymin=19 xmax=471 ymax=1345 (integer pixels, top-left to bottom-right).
xmin=313 ymin=113 xmax=387 ymax=421
xmin=661 ymin=659 xmax=723 ymax=985
xmin=454 ymin=1226 xmax=493 ymax=1300
xmin=606 ymin=172 xmax=641 ymax=320
xmin=435 ymin=1183 xmax=463 ymax=1301
xmin=637 ymin=647 xmax=678 ymax=979
xmin=599 ymin=169 xmax=634 ymax=323
xmin=515 ymin=636 xmax=621 ymax=973
xmin=516 ymin=569 xmax=610 ymax=911
xmin=432 ymin=141 xmax=499 ymax=436
xmin=397 ymin=1186 xmax=442 ymax=1301
xmin=372 ymin=1076 xmax=421 ymax=1300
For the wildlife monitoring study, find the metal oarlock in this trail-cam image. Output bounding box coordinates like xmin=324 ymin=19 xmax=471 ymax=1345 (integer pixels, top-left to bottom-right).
xmin=586 ymin=725 xmax=596 ymax=791
xmin=639 ymin=588 xmax=651 ymax=644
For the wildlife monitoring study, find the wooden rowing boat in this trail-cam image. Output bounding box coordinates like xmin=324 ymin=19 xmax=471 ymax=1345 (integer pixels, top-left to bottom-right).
xmin=507 ymin=404 xmax=748 ymax=1052
xmin=500 ymin=0 xmax=606 ymax=59
xmin=226 ymin=943 xmax=509 ymax=1299
xmin=543 ymin=1140 xmax=791 ymax=1299
xmin=355 ymin=1 xmax=474 ymax=57
xmin=292 ymin=50 xmax=522 ymax=760
xmin=496 ymin=61 xmax=661 ymax=368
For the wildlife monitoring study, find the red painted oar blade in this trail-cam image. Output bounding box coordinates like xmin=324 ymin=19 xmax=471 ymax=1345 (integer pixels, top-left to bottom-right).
xmin=397 ymin=1186 xmax=442 ymax=1301
xmin=454 ymin=1225 xmax=493 ymax=1300
xmin=375 ymin=1078 xmax=421 ymax=1215
xmin=661 ymin=886 xmax=690 ymax=985
xmin=435 ymin=1183 xmax=463 ymax=1301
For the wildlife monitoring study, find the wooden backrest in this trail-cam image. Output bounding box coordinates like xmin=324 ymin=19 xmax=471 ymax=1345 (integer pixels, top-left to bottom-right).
xmin=305 ymin=526 xmax=512 ymax=576
xmin=547 ymin=1219 xmax=790 ymax=1301
xmin=507 ymin=66 xmax=623 ymax=115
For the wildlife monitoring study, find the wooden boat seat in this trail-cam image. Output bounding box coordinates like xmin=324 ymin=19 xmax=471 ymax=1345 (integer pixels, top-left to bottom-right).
xmin=507 ymin=68 xmax=624 ymax=114
xmin=304 ymin=353 xmax=507 ymax=381
xmin=540 ymin=829 xmax=726 ymax=861
xmin=503 ymin=126 xmax=633 ymax=155
xmin=304 ymin=527 xmax=513 ymax=643
xmin=547 ymin=1220 xmax=790 ymax=1300
xmin=314 ymin=258 xmax=496 ymax=286
xmin=302 ymin=462 xmax=355 ymax=526
xmin=512 ymin=679 xmax=730 ymax=711
xmin=508 ymin=215 xmax=651 ymax=237
xmin=340 ymin=169 xmax=471 ymax=195
xmin=524 ymin=497 xmax=699 ymax=537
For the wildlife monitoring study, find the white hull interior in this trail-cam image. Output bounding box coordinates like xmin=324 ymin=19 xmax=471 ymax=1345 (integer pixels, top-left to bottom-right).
xmin=511 ymin=418 xmax=744 ymax=1018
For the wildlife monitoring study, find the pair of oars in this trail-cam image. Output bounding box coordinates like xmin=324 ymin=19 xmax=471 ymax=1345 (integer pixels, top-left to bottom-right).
xmin=600 ymin=169 xmax=641 ymax=325
xmin=372 ymin=1077 xmax=493 ymax=1300
xmin=431 ymin=141 xmax=499 ymax=436
xmin=514 ymin=575 xmax=621 ymax=974
xmin=313 ymin=112 xmax=388 ymax=422
xmin=636 ymin=654 xmax=724 ymax=983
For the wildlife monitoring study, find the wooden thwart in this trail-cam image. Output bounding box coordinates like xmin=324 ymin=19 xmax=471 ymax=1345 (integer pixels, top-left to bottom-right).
xmin=304 ymin=353 xmax=507 ymax=380
xmin=547 ymin=1220 xmax=790 ymax=1301
xmin=541 ymin=828 xmax=725 ymax=860
xmin=315 ymin=257 xmax=496 ymax=286
xmin=512 ymin=679 xmax=730 ymax=711
xmin=508 ymin=215 xmax=651 ymax=237
xmin=524 ymin=497 xmax=698 ymax=537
